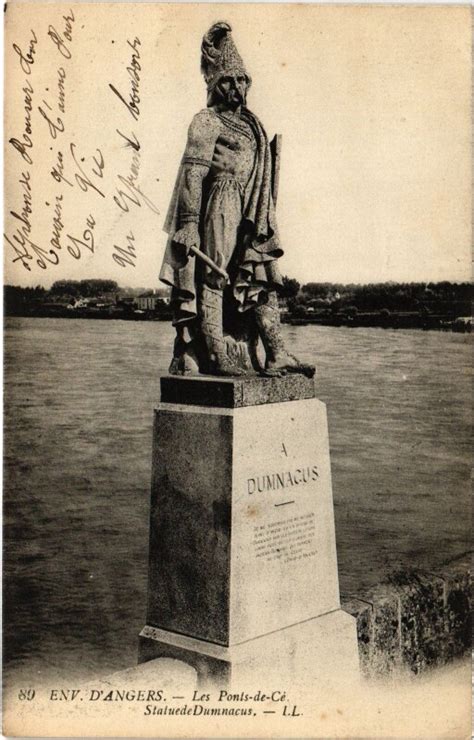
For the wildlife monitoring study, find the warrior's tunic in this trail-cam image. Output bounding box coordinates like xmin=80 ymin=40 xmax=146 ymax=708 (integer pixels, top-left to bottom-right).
xmin=160 ymin=107 xmax=283 ymax=325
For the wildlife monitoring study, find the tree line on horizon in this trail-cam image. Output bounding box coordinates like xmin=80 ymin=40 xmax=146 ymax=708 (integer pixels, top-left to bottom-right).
xmin=4 ymin=278 xmax=472 ymax=318
xmin=281 ymin=278 xmax=471 ymax=317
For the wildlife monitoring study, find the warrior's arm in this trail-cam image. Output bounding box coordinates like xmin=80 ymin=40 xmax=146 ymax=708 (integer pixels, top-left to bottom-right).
xmin=173 ymin=111 xmax=220 ymax=251
xmin=177 ymin=164 xmax=209 ymax=227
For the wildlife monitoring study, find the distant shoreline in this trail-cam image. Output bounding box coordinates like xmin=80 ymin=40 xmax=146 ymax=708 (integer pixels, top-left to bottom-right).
xmin=5 ymin=311 xmax=471 ymax=333
xmin=281 ymin=313 xmax=471 ymax=333
xmin=5 ymin=279 xmax=471 ymax=333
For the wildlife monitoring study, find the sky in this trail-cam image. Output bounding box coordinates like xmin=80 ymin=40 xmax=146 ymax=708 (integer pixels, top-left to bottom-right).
xmin=4 ymin=3 xmax=472 ymax=288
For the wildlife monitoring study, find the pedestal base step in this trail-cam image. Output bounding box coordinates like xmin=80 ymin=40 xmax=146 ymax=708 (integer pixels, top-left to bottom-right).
xmin=139 ymin=609 xmax=359 ymax=690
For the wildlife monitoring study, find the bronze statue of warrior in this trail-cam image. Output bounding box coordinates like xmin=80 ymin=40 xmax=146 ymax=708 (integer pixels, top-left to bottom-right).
xmin=160 ymin=21 xmax=314 ymax=379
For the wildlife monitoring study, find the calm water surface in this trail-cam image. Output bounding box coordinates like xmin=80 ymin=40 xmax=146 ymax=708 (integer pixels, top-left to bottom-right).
xmin=4 ymin=318 xmax=471 ymax=681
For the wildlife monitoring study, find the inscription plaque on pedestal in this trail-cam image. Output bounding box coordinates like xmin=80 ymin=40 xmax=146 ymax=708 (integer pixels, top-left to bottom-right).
xmin=231 ymin=398 xmax=340 ymax=643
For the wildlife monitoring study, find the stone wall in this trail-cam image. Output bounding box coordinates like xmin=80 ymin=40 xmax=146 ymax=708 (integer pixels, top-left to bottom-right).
xmin=341 ymin=554 xmax=471 ymax=676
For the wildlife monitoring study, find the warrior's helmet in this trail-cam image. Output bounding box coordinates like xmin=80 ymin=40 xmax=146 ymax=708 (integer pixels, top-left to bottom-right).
xmin=201 ymin=22 xmax=251 ymax=93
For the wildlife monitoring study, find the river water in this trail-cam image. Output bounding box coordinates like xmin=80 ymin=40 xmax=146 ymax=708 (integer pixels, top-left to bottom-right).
xmin=3 ymin=318 xmax=471 ymax=682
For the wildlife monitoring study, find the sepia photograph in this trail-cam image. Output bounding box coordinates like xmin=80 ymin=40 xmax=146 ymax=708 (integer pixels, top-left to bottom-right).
xmin=3 ymin=3 xmax=472 ymax=736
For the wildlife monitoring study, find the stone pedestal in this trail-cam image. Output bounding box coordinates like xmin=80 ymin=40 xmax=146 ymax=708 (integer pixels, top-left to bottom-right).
xmin=139 ymin=375 xmax=359 ymax=687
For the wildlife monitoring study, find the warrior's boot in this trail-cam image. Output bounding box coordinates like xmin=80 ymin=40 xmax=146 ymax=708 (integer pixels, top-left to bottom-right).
xmin=168 ymin=326 xmax=188 ymax=375
xmin=255 ymin=291 xmax=315 ymax=378
xmin=200 ymin=285 xmax=245 ymax=376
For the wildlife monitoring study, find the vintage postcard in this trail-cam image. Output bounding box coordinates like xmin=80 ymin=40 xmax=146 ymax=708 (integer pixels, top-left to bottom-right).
xmin=3 ymin=3 xmax=472 ymax=737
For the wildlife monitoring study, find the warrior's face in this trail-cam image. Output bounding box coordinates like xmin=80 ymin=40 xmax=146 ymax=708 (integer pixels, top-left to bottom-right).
xmin=215 ymin=74 xmax=249 ymax=110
